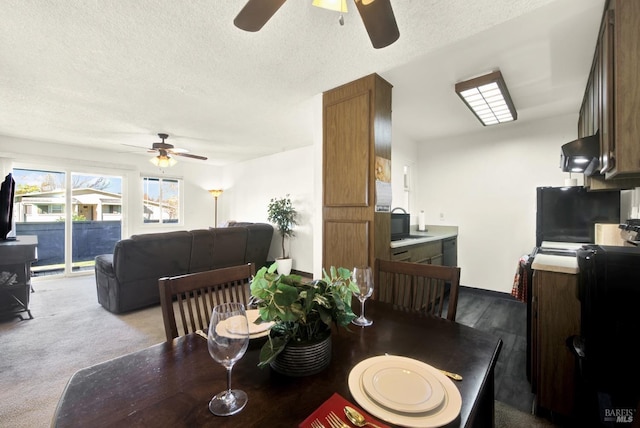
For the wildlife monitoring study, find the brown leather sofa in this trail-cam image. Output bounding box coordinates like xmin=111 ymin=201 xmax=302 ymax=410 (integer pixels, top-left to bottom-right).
xmin=94 ymin=223 xmax=273 ymax=313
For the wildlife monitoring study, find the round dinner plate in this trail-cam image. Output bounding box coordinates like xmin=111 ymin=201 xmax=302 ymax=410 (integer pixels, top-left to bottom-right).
xmin=348 ymin=355 xmax=462 ymax=428
xmin=361 ymin=359 xmax=445 ymax=413
xmin=216 ymin=310 xmax=274 ymax=340
xmin=244 ymin=309 xmax=275 ymax=338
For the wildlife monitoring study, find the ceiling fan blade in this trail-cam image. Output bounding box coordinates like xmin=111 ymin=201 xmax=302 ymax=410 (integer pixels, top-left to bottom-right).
xmin=354 ymin=0 xmax=400 ymax=49
xmin=173 ymin=152 xmax=208 ymax=161
xmin=234 ymin=0 xmax=287 ymax=32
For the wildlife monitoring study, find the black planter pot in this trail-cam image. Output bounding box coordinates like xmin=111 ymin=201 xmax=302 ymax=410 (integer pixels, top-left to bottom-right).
xmin=269 ymin=333 xmax=332 ymax=377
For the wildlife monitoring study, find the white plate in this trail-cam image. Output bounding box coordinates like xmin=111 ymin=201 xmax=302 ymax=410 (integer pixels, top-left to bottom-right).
xmin=245 ymin=309 xmax=275 ymax=337
xmin=348 ymin=355 xmax=462 ymax=428
xmin=361 ymin=359 xmax=445 ymax=413
xmin=218 ymin=310 xmax=274 ymax=340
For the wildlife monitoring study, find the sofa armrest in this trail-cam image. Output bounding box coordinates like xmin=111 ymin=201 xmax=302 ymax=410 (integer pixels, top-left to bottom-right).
xmin=95 ymin=254 xmax=121 ymax=313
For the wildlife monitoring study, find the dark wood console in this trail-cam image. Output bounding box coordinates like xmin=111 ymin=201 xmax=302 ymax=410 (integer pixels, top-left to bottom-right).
xmin=0 ymin=235 xmax=38 ymax=320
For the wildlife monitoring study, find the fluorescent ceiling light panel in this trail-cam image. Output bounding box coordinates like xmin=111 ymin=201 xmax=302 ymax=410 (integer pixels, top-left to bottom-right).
xmin=455 ymin=70 xmax=517 ymax=126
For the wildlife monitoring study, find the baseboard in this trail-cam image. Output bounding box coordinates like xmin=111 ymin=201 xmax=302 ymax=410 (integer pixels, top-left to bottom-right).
xmin=264 ymin=261 xmax=312 ymax=279
xmin=460 ymin=285 xmax=519 ymax=301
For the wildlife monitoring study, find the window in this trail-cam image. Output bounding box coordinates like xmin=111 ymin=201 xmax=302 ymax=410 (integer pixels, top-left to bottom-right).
xmin=12 ymin=167 xmax=123 ymax=276
xmin=142 ymin=176 xmax=181 ymax=224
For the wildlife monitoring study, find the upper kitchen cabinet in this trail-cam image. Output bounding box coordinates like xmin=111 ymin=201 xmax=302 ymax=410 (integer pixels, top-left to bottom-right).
xmin=322 ymin=74 xmax=392 ymax=270
xmin=579 ymin=0 xmax=640 ymax=181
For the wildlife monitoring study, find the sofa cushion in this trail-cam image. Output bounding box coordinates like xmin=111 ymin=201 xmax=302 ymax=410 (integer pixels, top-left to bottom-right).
xmin=188 ymin=229 xmax=216 ymax=273
xmin=244 ymin=223 xmax=274 ymax=269
xmin=113 ymin=231 xmax=193 ymax=283
xmin=210 ymin=227 xmax=248 ymax=269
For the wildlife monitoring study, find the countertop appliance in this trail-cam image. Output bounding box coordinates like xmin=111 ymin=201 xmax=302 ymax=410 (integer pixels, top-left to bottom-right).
xmin=619 ymin=219 xmax=640 ymax=246
xmin=390 ymin=208 xmax=410 ymax=241
xmin=574 ymin=245 xmax=640 ymax=422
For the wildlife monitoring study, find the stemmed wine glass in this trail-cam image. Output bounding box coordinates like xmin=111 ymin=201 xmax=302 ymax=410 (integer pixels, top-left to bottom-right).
xmin=207 ymin=302 xmax=250 ymax=416
xmin=351 ymin=266 xmax=374 ymax=327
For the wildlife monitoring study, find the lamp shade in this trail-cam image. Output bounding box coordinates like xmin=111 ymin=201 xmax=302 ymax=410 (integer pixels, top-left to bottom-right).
xmin=149 ymin=155 xmax=177 ymax=168
xmin=312 ymin=0 xmax=348 ymax=13
xmin=209 ymin=189 xmax=223 ymax=198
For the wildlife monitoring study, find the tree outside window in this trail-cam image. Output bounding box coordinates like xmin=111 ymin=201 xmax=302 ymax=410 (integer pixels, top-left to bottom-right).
xmin=142 ymin=177 xmax=180 ymax=224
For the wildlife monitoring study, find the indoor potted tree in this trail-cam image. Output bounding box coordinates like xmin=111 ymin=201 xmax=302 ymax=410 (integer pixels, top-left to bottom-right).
xmin=267 ymin=194 xmax=297 ymax=275
xmin=250 ymin=264 xmax=359 ymax=376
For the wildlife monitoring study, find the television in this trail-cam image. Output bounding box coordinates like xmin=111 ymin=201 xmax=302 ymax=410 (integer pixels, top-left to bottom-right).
xmin=536 ymin=186 xmax=621 ymax=247
xmin=0 ymin=173 xmax=16 ymax=240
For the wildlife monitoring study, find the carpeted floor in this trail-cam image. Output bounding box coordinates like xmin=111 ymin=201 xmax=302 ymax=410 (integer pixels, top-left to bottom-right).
xmin=0 ymin=274 xmax=167 ymax=427
xmin=0 ymin=274 xmax=556 ymax=427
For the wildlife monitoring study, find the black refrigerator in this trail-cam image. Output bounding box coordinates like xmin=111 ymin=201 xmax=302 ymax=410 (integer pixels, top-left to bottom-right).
xmin=536 ymin=186 xmax=621 ymax=247
xmin=575 ymin=244 xmax=640 ymax=425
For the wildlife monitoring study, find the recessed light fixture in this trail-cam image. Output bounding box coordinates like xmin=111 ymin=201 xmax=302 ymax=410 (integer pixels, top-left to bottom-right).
xmin=455 ymin=70 xmax=517 ymax=126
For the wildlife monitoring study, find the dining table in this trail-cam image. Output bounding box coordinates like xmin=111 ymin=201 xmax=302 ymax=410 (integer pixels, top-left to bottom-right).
xmin=52 ymin=300 xmax=503 ymax=428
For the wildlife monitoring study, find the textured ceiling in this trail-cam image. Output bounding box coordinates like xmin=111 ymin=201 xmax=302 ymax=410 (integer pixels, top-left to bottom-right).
xmin=0 ymin=0 xmax=605 ymax=166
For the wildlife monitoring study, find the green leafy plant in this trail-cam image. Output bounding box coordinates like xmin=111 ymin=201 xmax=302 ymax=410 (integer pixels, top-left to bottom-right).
xmin=250 ymin=264 xmax=359 ymax=368
xmin=267 ymin=195 xmax=297 ymax=259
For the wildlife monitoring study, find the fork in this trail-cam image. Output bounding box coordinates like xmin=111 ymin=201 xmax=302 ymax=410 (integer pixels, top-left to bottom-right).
xmin=310 ymin=418 xmax=325 ymax=428
xmin=326 ymin=411 xmax=349 ymax=428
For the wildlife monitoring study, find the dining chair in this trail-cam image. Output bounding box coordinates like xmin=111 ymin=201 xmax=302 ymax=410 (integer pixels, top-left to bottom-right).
xmin=158 ymin=263 xmax=256 ymax=342
xmin=373 ymin=258 xmax=461 ymax=321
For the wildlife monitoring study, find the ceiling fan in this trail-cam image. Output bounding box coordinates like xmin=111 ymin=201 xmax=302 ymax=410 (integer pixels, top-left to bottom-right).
xmin=233 ymin=0 xmax=400 ymax=49
xmin=147 ymin=133 xmax=207 ymax=167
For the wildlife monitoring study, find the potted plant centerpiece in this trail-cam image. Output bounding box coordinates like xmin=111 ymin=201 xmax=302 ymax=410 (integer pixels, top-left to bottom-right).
xmin=250 ymin=264 xmax=359 ymax=376
xmin=267 ymin=194 xmax=297 ymax=275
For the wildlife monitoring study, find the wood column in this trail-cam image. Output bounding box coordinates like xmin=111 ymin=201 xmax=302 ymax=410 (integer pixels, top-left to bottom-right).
xmin=322 ymin=74 xmax=392 ymax=270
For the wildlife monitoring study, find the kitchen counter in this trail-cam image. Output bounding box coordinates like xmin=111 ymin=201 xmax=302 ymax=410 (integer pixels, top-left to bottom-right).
xmin=531 ymin=254 xmax=579 ymax=274
xmin=390 ymin=225 xmax=458 ymax=248
xmin=531 ymin=241 xmax=582 ymax=274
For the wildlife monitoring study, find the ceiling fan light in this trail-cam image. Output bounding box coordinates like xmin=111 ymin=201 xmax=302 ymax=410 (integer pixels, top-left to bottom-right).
xmin=312 ymin=0 xmax=348 ymax=13
xmin=150 ymin=155 xmax=177 ymax=168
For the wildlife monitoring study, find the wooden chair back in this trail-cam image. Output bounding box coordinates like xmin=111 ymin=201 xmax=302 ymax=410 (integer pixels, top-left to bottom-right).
xmin=158 ymin=263 xmax=255 ymax=342
xmin=373 ymin=258 xmax=460 ymax=321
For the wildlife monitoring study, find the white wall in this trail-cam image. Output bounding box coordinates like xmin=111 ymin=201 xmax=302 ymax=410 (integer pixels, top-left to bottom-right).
xmin=219 ymin=94 xmax=323 ymax=276
xmin=406 ymin=114 xmax=579 ymax=292
xmin=220 ymin=145 xmax=316 ymax=274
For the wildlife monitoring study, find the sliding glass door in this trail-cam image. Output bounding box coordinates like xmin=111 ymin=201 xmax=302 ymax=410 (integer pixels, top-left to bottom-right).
xmin=12 ymin=168 xmax=122 ymax=276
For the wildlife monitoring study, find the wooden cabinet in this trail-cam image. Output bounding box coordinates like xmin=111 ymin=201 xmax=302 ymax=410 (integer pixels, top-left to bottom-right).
xmin=322 ymin=74 xmax=392 ymax=270
xmin=579 ymin=0 xmax=640 ymax=182
xmin=391 ymin=240 xmax=443 ymax=265
xmin=531 ymin=270 xmax=581 ymax=417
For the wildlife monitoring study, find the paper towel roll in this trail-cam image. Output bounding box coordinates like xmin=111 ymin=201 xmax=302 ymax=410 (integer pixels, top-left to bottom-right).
xmin=418 ymin=211 xmax=426 ymax=231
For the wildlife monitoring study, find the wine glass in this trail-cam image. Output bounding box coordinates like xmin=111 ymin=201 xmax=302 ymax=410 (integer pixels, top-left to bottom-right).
xmin=352 ymin=266 xmax=374 ymax=327
xmin=207 ymin=302 xmax=250 ymax=416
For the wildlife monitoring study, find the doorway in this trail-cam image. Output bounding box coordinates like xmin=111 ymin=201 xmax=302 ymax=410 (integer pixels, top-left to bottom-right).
xmin=12 ymin=168 xmax=123 ymax=276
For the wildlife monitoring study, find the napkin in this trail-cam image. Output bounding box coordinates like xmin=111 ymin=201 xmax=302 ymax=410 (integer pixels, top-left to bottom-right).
xmin=298 ymin=392 xmax=390 ymax=428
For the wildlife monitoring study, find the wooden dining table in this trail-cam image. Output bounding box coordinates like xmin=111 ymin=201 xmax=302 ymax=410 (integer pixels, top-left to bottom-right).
xmin=52 ymin=300 xmax=502 ymax=428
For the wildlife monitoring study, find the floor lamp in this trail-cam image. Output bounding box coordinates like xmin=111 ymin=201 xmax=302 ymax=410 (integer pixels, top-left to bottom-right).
xmin=208 ymin=189 xmax=223 ymax=226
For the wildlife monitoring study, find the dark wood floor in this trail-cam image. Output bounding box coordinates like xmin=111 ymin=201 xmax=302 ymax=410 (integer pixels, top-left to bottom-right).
xmin=453 ymin=286 xmax=535 ymax=414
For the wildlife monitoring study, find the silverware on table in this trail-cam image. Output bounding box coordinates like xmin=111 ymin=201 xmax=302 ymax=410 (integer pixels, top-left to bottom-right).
xmin=310 ymin=418 xmax=325 ymax=428
xmin=439 ymin=369 xmax=463 ymax=381
xmin=344 ymin=406 xmax=383 ymax=428
xmin=326 ymin=411 xmax=350 ymax=428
